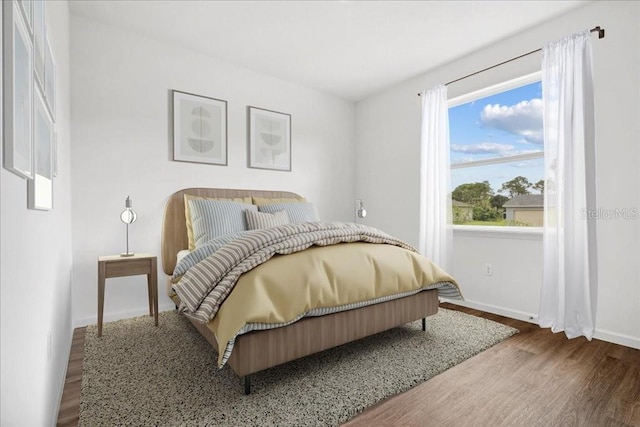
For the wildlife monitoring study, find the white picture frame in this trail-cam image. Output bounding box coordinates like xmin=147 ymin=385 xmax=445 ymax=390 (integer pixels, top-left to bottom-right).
xmin=52 ymin=129 xmax=57 ymax=177
xmin=17 ymin=0 xmax=31 ymax=34
xmin=44 ymin=34 xmax=55 ymax=120
xmin=247 ymin=106 xmax=291 ymax=171
xmin=28 ymin=87 xmax=53 ymax=210
xmin=3 ymin=0 xmax=34 ymax=179
xmin=32 ymin=0 xmax=44 ymax=91
xmin=172 ymin=90 xmax=227 ymax=166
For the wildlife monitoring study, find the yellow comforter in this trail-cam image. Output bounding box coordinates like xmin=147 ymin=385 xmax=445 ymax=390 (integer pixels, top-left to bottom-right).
xmin=207 ymin=242 xmax=458 ymax=366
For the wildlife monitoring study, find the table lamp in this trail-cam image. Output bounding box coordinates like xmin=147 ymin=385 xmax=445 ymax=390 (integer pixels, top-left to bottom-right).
xmin=120 ymin=196 xmax=137 ymax=257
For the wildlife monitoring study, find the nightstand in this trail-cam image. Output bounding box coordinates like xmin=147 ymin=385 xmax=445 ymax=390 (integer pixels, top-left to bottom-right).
xmin=97 ymin=253 xmax=158 ymax=337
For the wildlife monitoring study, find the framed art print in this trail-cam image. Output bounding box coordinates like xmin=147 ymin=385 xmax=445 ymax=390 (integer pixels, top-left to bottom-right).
xmin=17 ymin=0 xmax=32 ymax=34
xmin=172 ymin=90 xmax=227 ymax=166
xmin=52 ymin=129 xmax=57 ymax=177
xmin=28 ymin=87 xmax=53 ymax=210
xmin=44 ymin=35 xmax=55 ymax=121
xmin=32 ymin=0 xmax=44 ymax=91
xmin=3 ymin=0 xmax=34 ymax=179
xmin=247 ymin=106 xmax=291 ymax=171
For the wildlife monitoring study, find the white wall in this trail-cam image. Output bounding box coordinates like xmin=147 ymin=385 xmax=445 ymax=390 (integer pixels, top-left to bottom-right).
xmin=356 ymin=1 xmax=640 ymax=349
xmin=1 ymin=2 xmax=73 ymax=426
xmin=70 ymin=16 xmax=356 ymax=327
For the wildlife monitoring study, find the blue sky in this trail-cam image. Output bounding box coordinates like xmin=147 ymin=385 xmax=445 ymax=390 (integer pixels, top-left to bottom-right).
xmin=449 ymin=81 xmax=544 ymax=195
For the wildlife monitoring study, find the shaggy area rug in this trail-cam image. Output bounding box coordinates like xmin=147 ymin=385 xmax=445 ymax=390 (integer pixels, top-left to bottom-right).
xmin=80 ymin=308 xmax=517 ymax=426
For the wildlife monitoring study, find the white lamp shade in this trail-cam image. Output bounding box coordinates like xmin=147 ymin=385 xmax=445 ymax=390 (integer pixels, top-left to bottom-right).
xmin=120 ymin=209 xmax=137 ymax=224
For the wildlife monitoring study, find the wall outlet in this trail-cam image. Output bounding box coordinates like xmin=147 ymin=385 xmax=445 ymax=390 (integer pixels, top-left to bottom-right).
xmin=484 ymin=263 xmax=493 ymax=276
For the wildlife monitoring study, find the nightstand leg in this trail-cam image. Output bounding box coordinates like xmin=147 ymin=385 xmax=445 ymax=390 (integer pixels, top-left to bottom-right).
xmin=147 ymin=274 xmax=153 ymax=316
xmin=150 ymin=257 xmax=158 ymax=326
xmin=98 ymin=261 xmax=106 ymax=337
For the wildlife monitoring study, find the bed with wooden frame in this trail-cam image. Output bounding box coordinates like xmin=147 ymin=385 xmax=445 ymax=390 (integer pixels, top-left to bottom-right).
xmin=161 ymin=187 xmax=441 ymax=394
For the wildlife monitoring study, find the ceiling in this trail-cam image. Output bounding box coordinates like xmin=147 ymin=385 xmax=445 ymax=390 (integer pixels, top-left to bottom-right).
xmin=69 ymin=1 xmax=589 ymax=101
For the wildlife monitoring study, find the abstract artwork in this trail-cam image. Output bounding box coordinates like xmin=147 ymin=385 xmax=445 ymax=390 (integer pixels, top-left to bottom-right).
xmin=248 ymin=107 xmax=291 ymax=171
xmin=172 ymin=90 xmax=227 ymax=166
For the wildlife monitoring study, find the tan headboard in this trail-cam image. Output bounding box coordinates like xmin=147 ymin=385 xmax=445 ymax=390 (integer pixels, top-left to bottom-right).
xmin=161 ymin=188 xmax=304 ymax=275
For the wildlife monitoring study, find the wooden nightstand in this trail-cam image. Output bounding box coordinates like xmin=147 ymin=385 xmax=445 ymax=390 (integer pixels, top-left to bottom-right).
xmin=97 ymin=253 xmax=158 ymax=337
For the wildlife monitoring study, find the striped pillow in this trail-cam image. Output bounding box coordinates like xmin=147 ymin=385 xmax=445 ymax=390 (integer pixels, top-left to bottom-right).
xmin=258 ymin=202 xmax=319 ymax=223
xmin=245 ymin=210 xmax=290 ymax=230
xmin=184 ymin=194 xmax=252 ymax=250
xmin=188 ymin=199 xmax=257 ymax=247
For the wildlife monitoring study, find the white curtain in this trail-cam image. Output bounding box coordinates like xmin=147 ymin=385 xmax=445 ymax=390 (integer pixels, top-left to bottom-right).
xmin=539 ymin=30 xmax=598 ymax=339
xmin=419 ymin=85 xmax=453 ymax=272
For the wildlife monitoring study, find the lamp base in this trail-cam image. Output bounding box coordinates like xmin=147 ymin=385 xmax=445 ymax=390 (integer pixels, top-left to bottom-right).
xmin=120 ymin=252 xmax=135 ymax=257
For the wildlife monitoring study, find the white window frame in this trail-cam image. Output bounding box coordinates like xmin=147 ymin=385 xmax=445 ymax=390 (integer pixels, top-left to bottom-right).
xmin=449 ymin=71 xmax=543 ymax=235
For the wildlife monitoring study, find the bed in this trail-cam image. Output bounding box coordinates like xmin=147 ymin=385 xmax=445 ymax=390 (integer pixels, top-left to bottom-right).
xmin=162 ymin=187 xmax=461 ymax=394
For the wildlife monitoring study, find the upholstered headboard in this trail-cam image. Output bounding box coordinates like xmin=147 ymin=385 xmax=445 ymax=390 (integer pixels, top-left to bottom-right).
xmin=161 ymin=188 xmax=304 ymax=275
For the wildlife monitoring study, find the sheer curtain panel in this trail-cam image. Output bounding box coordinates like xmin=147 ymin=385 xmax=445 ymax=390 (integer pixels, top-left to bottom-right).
xmin=539 ymin=30 xmax=598 ymax=339
xmin=419 ymin=85 xmax=453 ymax=272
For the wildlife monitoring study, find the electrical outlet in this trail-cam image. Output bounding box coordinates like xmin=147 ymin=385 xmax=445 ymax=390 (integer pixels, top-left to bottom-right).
xmin=484 ymin=263 xmax=493 ymax=276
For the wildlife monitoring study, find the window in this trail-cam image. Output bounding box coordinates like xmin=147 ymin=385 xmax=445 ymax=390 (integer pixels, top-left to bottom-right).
xmin=449 ymin=73 xmax=543 ymax=227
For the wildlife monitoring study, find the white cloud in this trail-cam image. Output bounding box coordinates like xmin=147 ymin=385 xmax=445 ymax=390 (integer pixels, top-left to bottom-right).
xmin=451 ymin=142 xmax=515 ymax=156
xmin=480 ymin=99 xmax=543 ymax=144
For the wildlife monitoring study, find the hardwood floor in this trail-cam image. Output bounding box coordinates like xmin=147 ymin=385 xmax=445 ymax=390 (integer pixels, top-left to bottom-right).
xmin=57 ymin=327 xmax=85 ymax=427
xmin=345 ymin=303 xmax=640 ymax=427
xmin=56 ymin=304 xmax=640 ymax=426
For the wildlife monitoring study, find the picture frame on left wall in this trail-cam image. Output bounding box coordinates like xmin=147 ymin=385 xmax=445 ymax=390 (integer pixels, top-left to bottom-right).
xmin=17 ymin=0 xmax=32 ymax=34
xmin=32 ymin=0 xmax=45 ymax=91
xmin=172 ymin=90 xmax=228 ymax=166
xmin=28 ymin=87 xmax=53 ymax=210
xmin=3 ymin=0 xmax=34 ymax=179
xmin=44 ymin=34 xmax=55 ymax=121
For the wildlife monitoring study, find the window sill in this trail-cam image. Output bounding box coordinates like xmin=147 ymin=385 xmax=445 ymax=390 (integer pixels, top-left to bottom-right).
xmin=453 ymin=225 xmax=543 ymax=240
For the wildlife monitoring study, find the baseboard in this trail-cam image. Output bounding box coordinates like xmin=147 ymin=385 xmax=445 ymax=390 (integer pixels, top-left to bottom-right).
xmin=73 ymin=303 xmax=176 ymax=328
xmin=442 ymin=298 xmax=539 ymax=324
xmin=594 ymin=328 xmax=640 ymax=350
xmin=442 ymin=298 xmax=640 ymax=350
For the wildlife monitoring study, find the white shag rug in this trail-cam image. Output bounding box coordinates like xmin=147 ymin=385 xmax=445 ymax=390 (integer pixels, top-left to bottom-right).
xmin=80 ymin=308 xmax=517 ymax=426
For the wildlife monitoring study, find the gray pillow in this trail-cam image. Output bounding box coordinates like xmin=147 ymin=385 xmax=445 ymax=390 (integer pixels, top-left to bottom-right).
xmin=245 ymin=210 xmax=290 ymax=230
xmin=258 ymin=202 xmax=319 ymax=223
xmin=189 ymin=199 xmax=257 ymax=247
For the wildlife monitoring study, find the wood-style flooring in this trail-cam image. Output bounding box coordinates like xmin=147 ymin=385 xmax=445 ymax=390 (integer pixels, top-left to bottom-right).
xmin=57 ymin=303 xmax=640 ymax=426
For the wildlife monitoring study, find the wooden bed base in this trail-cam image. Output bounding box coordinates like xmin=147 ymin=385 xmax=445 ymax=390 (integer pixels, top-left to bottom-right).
xmin=181 ymin=289 xmax=439 ymax=394
xmin=162 ymin=188 xmax=441 ymax=394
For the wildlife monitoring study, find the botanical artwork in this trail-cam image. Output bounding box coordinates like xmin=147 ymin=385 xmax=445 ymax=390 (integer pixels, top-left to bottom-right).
xmin=28 ymin=88 xmax=53 ymax=210
xmin=248 ymin=107 xmax=291 ymax=171
xmin=3 ymin=2 xmax=34 ymax=179
xmin=173 ymin=91 xmax=227 ymax=166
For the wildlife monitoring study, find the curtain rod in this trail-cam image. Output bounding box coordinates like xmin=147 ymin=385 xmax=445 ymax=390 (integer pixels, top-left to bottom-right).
xmin=417 ymin=26 xmax=605 ymax=96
